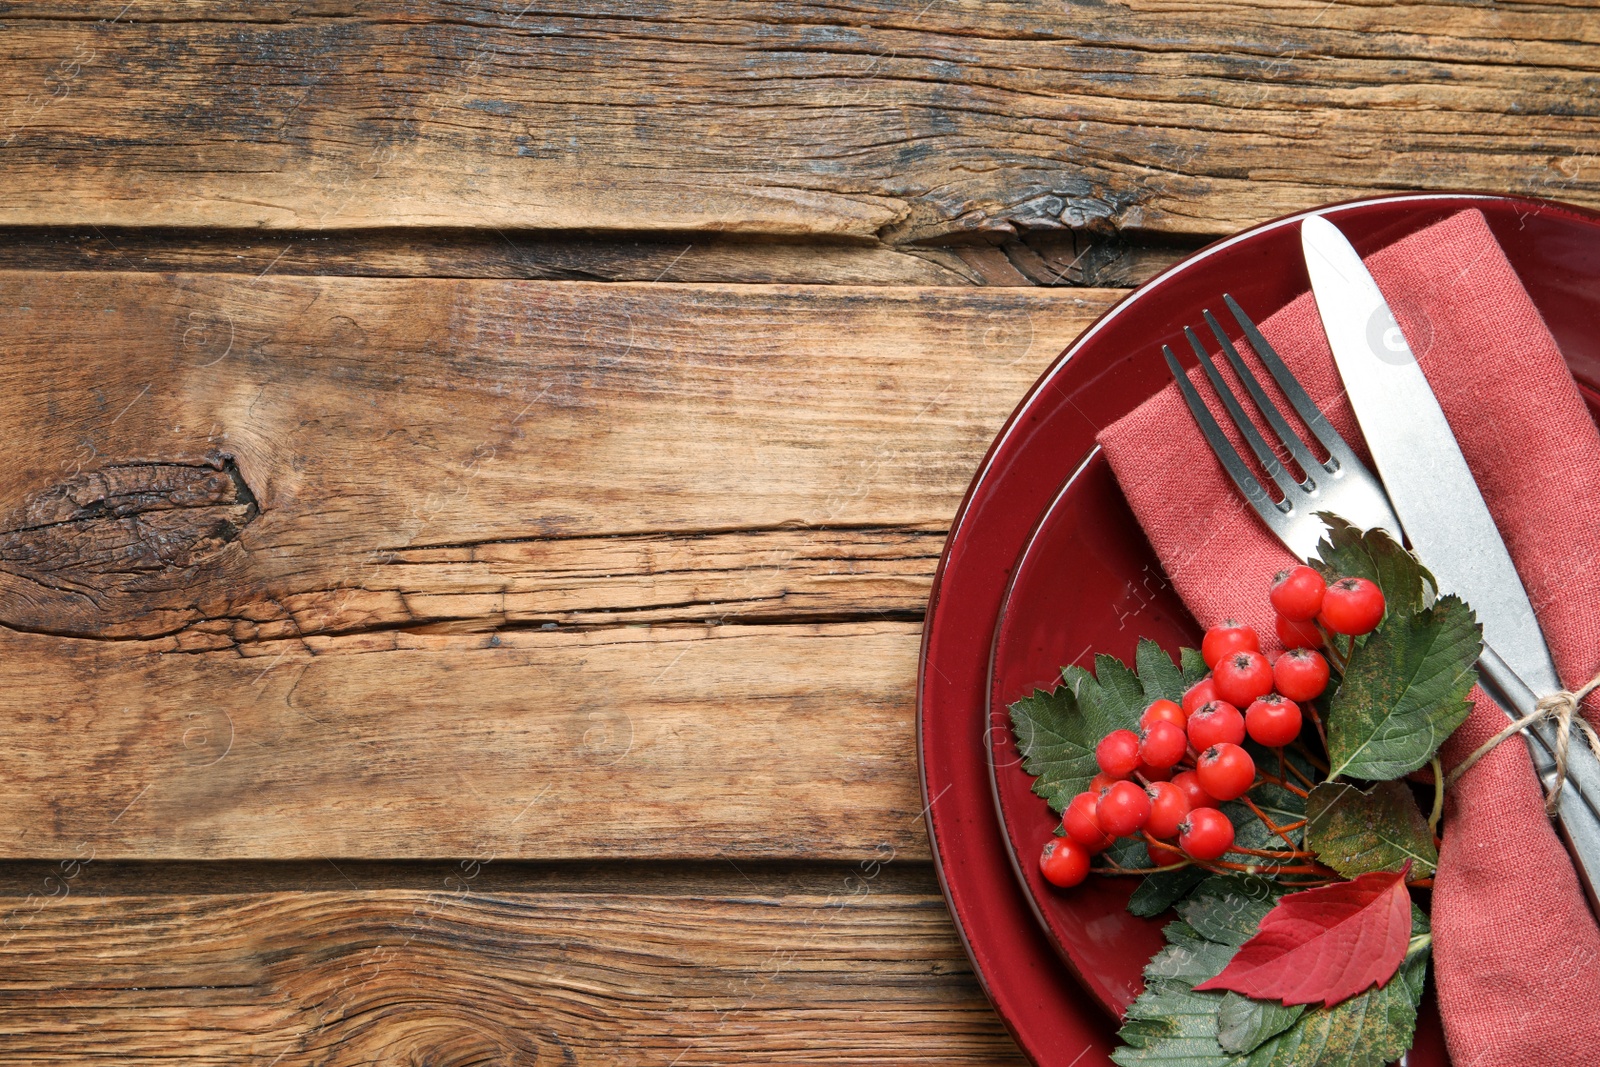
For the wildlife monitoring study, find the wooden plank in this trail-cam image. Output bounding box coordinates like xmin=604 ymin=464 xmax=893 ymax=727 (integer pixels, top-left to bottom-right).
xmin=0 ymin=273 xmax=1109 ymax=859
xmin=0 ymin=2 xmax=1594 ymax=240
xmin=0 ymin=864 xmax=1026 ymax=1065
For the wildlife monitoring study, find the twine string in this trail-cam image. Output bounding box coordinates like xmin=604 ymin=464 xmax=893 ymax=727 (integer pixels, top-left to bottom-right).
xmin=1445 ymin=670 xmax=1600 ymax=814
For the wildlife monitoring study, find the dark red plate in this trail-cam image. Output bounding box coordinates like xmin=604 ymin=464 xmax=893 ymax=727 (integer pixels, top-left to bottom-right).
xmin=919 ymin=193 xmax=1600 ymax=1065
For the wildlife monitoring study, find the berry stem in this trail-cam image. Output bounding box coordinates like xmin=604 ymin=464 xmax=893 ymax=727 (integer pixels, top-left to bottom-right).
xmin=1237 ymin=794 xmax=1301 ymax=850
xmin=1319 ymin=622 xmax=1351 ymax=674
xmin=1280 ymin=753 xmax=1316 ymax=790
xmin=1291 ymin=739 xmax=1330 ymax=774
xmin=1303 ymin=703 xmax=1329 ymax=757
xmin=1274 ymin=876 xmax=1340 ymax=889
xmin=1201 ymin=858 xmax=1328 ymax=876
xmin=1428 ymin=755 xmax=1445 ymax=834
xmin=1253 ymin=772 xmax=1310 ymax=799
xmin=1229 ymin=844 xmax=1319 ymax=859
xmin=1089 ymin=861 xmax=1193 ymax=876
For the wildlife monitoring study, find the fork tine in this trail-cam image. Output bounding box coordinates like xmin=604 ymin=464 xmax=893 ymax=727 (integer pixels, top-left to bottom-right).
xmin=1223 ymin=294 xmax=1360 ymax=472
xmin=1182 ymin=326 xmax=1304 ymax=500
xmin=1162 ymin=345 xmax=1286 ymax=524
xmin=1201 ymin=308 xmax=1324 ymax=486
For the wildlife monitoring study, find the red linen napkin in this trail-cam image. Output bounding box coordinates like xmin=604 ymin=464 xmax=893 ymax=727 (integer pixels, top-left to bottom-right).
xmin=1097 ymin=209 xmax=1600 ymax=1066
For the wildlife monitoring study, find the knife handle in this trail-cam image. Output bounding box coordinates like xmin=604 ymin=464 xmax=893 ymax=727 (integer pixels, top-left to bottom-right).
xmin=1478 ymin=648 xmax=1600 ymax=918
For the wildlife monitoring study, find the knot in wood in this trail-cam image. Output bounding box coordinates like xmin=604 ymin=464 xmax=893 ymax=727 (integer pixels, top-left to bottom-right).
xmin=0 ymin=455 xmax=259 ymax=638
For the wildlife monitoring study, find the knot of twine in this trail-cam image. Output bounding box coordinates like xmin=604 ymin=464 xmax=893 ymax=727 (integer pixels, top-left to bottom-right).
xmin=1445 ymin=671 xmax=1600 ymax=814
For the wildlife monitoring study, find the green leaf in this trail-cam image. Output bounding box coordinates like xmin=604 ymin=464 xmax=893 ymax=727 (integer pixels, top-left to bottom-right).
xmin=1010 ymin=649 xmax=1178 ymax=815
xmin=1115 ymin=921 xmax=1249 ymax=1067
xmin=1305 ymin=781 xmax=1438 ymax=880
xmin=1217 ymin=992 xmax=1305 ymax=1055
xmin=1008 ymin=686 xmax=1098 ymax=813
xmin=1113 ymin=881 xmax=1431 ymax=1067
xmin=1084 ymin=652 xmax=1151 ymax=736
xmin=1326 ymin=595 xmax=1482 ymax=781
xmin=1138 ymin=638 xmax=1193 ymax=705
xmin=1106 ymin=834 xmax=1160 ymax=871
xmin=1176 ymin=876 xmax=1283 ymax=946
xmin=1311 ymin=516 xmax=1434 ymax=615
xmin=1129 ymin=865 xmax=1209 ymax=918
xmin=1180 ymin=647 xmax=1210 ymax=687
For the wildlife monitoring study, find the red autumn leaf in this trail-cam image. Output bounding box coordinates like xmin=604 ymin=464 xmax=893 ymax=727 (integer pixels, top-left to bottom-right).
xmin=1194 ymin=863 xmax=1413 ymax=1007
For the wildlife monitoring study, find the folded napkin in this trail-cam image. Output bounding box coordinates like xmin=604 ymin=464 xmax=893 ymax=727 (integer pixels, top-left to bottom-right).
xmin=1098 ymin=209 xmax=1600 ymax=1066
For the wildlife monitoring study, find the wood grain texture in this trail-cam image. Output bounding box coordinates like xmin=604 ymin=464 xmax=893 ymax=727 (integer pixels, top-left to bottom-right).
xmin=0 ymin=865 xmax=1026 ymax=1065
xmin=0 ymin=272 xmax=1108 ymax=860
xmin=0 ymin=1 xmax=1595 ymax=241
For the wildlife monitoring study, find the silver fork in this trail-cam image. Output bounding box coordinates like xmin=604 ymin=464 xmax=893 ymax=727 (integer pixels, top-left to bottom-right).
xmin=1161 ymin=294 xmax=1401 ymax=561
xmin=1165 ymin=294 xmax=1600 ymax=854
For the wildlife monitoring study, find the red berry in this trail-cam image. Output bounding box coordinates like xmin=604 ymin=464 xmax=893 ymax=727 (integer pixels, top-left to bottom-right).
xmin=1270 ymin=565 xmax=1327 ymax=621
xmin=1096 ymin=780 xmax=1152 ymax=837
xmin=1202 ymin=620 xmax=1260 ymax=668
xmin=1145 ymin=781 xmax=1191 ymax=839
xmin=1040 ymin=836 xmax=1092 ymax=887
xmin=1063 ymin=790 xmax=1113 ymax=852
xmin=1171 ymin=770 xmax=1219 ymax=811
xmin=1181 ymin=676 xmax=1218 ymax=716
xmin=1187 ymin=700 xmax=1245 ymax=751
xmin=1196 ymin=743 xmax=1256 ymax=801
xmin=1089 ymin=771 xmax=1118 ymax=794
xmin=1137 ymin=760 xmax=1175 ymax=783
xmin=1140 ymin=698 xmax=1187 ymax=732
xmin=1245 ymin=694 xmax=1304 ymax=747
xmin=1139 ymin=719 xmax=1188 ymax=769
xmin=1275 ymin=613 xmax=1323 ymax=651
xmin=1095 ymin=729 xmax=1142 ymax=779
xmin=1319 ymin=576 xmax=1385 ymax=635
xmin=1274 ymin=648 xmax=1331 ymax=702
xmin=1179 ymin=807 xmax=1236 ymax=861
xmin=1214 ymin=650 xmax=1274 ymax=707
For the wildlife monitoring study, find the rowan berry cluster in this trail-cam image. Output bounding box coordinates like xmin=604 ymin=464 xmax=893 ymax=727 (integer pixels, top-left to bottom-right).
xmin=1039 ymin=565 xmax=1384 ymax=889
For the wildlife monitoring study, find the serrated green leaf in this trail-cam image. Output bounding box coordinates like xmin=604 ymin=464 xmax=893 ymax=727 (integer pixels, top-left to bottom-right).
xmin=1008 ymin=687 xmax=1097 ymax=813
xmin=1181 ymin=647 xmax=1210 ymax=687
xmin=1326 ymin=595 xmax=1482 ymax=781
xmin=1089 ymin=652 xmax=1151 ymax=735
xmin=1306 ymin=781 xmax=1438 ymax=879
xmin=1217 ymin=992 xmax=1306 ymax=1054
xmin=1138 ymin=638 xmax=1193 ymax=705
xmin=1311 ymin=516 xmax=1435 ymax=615
xmin=1115 ymin=920 xmax=1243 ymax=1067
xmin=1129 ymin=865 xmax=1209 ymax=918
xmin=1114 ymin=887 xmax=1431 ymax=1067
xmin=1011 ymin=651 xmax=1178 ymax=816
xmin=1177 ymin=876 xmax=1283 ymax=945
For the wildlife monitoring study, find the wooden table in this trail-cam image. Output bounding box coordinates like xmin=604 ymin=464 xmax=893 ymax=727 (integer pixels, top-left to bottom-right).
xmin=0 ymin=4 xmax=1592 ymax=1062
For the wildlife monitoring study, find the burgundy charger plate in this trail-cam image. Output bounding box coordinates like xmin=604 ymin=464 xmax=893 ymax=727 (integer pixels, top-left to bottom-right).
xmin=919 ymin=193 xmax=1600 ymax=1066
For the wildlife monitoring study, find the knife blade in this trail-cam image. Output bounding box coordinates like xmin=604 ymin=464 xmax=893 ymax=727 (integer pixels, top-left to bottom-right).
xmin=1302 ymin=214 xmax=1559 ymax=695
xmin=1302 ymin=214 xmax=1600 ymax=911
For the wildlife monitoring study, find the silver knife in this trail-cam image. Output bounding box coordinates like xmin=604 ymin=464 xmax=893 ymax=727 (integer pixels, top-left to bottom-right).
xmin=1302 ymin=214 xmax=1600 ymax=910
